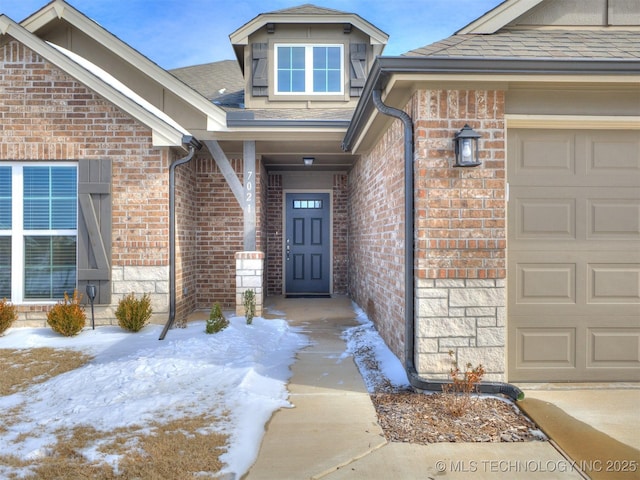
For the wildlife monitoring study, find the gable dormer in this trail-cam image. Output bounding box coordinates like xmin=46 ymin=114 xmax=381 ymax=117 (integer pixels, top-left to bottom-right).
xmin=229 ymin=4 xmax=388 ymax=109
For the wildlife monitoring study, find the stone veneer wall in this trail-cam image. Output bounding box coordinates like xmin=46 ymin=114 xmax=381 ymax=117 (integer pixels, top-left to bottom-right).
xmin=235 ymin=251 xmax=264 ymax=317
xmin=1 ymin=39 xmax=173 ymax=327
xmin=412 ymin=89 xmax=507 ymax=381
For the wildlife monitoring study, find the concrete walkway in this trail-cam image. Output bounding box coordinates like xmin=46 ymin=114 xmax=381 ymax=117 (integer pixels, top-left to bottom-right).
xmin=244 ymin=296 xmax=639 ymax=480
xmin=245 ymin=296 xmax=386 ymax=479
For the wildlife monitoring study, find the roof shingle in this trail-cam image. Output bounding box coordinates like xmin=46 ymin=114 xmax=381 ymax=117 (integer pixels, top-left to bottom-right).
xmin=406 ymin=30 xmax=640 ymax=60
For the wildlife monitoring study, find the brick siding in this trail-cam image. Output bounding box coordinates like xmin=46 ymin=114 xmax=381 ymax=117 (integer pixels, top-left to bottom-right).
xmin=194 ymin=156 xmax=257 ymax=310
xmin=348 ymin=116 xmax=407 ymax=360
xmin=348 ymin=88 xmax=507 ymax=378
xmin=174 ymin=157 xmax=198 ymax=322
xmin=1 ymin=39 xmax=171 ymax=321
xmin=413 ymin=89 xmax=506 ymax=280
xmin=266 ymin=174 xmax=283 ymax=295
xmin=412 ymin=89 xmax=507 ymax=379
xmin=333 ymin=174 xmax=349 ymax=295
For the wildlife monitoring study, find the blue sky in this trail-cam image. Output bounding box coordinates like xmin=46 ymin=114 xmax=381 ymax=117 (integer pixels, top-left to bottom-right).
xmin=2 ymin=0 xmax=504 ymax=69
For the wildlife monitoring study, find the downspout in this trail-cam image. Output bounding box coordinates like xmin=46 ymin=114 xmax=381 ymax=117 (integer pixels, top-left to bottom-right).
xmin=160 ymin=135 xmax=202 ymax=340
xmin=371 ymin=90 xmax=524 ymax=401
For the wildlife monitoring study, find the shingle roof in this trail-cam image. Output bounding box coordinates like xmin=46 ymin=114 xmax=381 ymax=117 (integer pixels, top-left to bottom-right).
xmin=169 ymin=60 xmax=244 ymax=103
xmin=169 ymin=61 xmax=354 ymax=121
xmin=241 ymin=108 xmax=353 ymax=121
xmin=267 ymin=4 xmax=348 ymax=16
xmin=406 ymin=30 xmax=640 ymax=59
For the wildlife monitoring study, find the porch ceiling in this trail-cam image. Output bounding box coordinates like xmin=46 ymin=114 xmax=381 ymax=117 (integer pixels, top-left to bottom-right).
xmin=216 ymin=139 xmax=357 ymax=172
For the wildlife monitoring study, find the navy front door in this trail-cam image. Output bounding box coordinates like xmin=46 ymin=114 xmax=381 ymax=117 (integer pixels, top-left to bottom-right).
xmin=285 ymin=192 xmax=330 ymax=295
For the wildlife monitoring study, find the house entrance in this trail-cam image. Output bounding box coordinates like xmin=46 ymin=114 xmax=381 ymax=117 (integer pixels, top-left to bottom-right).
xmin=285 ymin=192 xmax=330 ymax=296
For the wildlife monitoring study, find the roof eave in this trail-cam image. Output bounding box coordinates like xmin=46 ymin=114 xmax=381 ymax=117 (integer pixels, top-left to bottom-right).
xmin=456 ymin=0 xmax=544 ymax=34
xmin=343 ymin=55 xmax=640 ymax=152
xmin=229 ymin=13 xmax=388 ymax=47
xmin=20 ymin=0 xmax=228 ymax=130
xmin=226 ymin=117 xmax=350 ymax=129
xmin=0 ymin=15 xmax=187 ymax=148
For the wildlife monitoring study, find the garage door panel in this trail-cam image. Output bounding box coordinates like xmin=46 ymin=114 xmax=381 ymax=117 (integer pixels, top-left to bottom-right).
xmin=510 ymin=321 xmax=640 ymax=381
xmin=508 ymin=128 xmax=640 ymax=382
xmin=517 ymin=328 xmax=576 ymax=367
xmin=516 ymin=198 xmax=575 ymax=239
xmin=510 ymin=130 xmax=640 ymax=187
xmin=589 ymin=198 xmax=640 ymax=239
xmin=587 ymin=328 xmax=640 ymax=367
xmin=510 ymin=257 xmax=639 ymax=315
xmin=589 ymin=264 xmax=640 ymax=304
xmin=516 ymin=263 xmax=576 ymax=304
xmin=587 ymin=130 xmax=640 ymax=172
xmin=513 ymin=130 xmax=575 ymax=173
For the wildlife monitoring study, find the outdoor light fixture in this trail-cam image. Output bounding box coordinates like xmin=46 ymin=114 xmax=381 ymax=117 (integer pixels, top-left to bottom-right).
xmin=453 ymin=124 xmax=482 ymax=167
xmin=86 ymin=284 xmax=97 ymax=329
xmin=303 ymin=157 xmax=314 ymax=166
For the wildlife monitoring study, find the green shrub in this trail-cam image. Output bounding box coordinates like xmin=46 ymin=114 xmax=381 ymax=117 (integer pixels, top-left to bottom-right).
xmin=116 ymin=293 xmax=152 ymax=332
xmin=47 ymin=291 xmax=86 ymax=337
xmin=0 ymin=298 xmax=18 ymax=336
xmin=206 ymin=303 xmax=228 ymax=334
xmin=243 ymin=290 xmax=256 ymax=325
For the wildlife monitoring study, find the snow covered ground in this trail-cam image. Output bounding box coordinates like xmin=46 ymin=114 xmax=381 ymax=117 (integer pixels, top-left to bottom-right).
xmin=0 ymin=303 xmax=404 ymax=479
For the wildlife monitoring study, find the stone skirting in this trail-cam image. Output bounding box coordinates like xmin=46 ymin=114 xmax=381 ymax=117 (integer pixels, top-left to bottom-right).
xmin=414 ymin=278 xmax=506 ymax=381
xmin=14 ymin=265 xmax=170 ymax=327
xmin=235 ymin=251 xmax=264 ymax=317
xmin=112 ymin=265 xmax=169 ymax=319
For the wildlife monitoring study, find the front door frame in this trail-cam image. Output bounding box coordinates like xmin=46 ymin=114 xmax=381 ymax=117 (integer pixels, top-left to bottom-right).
xmin=282 ymin=189 xmax=333 ymax=295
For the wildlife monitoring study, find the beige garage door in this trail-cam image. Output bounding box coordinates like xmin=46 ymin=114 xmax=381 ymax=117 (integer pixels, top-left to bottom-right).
xmin=508 ymin=128 xmax=640 ymax=382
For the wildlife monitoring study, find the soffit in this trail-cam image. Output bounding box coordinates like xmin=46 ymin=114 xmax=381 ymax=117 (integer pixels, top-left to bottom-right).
xmin=211 ymin=134 xmax=356 ymax=172
xmin=0 ymin=15 xmax=188 ymax=147
xmin=20 ymin=0 xmax=228 ymax=131
xmin=346 ymin=61 xmax=640 ymax=155
xmin=229 ymin=4 xmax=388 ymax=47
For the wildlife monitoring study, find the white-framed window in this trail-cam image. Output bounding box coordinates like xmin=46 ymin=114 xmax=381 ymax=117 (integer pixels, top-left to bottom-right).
xmin=275 ymin=44 xmax=343 ymax=95
xmin=0 ymin=163 xmax=77 ymax=303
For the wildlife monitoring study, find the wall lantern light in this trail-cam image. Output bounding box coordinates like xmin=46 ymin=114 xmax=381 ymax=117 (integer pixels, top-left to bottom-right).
xmin=86 ymin=284 xmax=97 ymax=329
xmin=454 ymin=124 xmax=482 ymax=167
xmin=303 ymin=157 xmax=314 ymax=166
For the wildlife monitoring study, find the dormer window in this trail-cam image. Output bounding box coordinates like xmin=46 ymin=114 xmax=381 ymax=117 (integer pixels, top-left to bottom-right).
xmin=275 ymin=44 xmax=343 ymax=95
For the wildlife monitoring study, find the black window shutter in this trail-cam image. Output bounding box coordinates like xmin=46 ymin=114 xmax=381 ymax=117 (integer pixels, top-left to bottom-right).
xmin=77 ymin=159 xmax=112 ymax=304
xmin=252 ymin=43 xmax=268 ymax=97
xmin=350 ymin=43 xmax=367 ymax=97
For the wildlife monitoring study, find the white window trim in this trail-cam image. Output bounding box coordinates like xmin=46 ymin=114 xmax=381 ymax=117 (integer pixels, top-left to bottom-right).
xmin=1 ymin=162 xmax=77 ymax=304
xmin=274 ymin=43 xmax=344 ymax=96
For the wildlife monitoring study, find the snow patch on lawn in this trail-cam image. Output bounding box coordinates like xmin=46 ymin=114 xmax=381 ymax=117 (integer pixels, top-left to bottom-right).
xmin=0 ymin=316 xmax=309 ymax=478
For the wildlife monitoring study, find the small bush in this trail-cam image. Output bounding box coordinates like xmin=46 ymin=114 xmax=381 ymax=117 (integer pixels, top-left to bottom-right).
xmin=47 ymin=291 xmax=86 ymax=337
xmin=441 ymin=350 xmax=485 ymax=417
xmin=0 ymin=298 xmax=18 ymax=335
xmin=242 ymin=290 xmax=256 ymax=325
xmin=206 ymin=303 xmax=228 ymax=334
xmin=116 ymin=293 xmax=153 ymax=332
